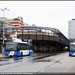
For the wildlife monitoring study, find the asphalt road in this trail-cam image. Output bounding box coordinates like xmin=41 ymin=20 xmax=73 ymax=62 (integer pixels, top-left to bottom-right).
xmin=0 ymin=52 xmax=75 ymax=74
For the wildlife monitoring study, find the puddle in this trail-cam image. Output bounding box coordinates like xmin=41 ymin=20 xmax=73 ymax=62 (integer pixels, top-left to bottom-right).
xmin=14 ymin=57 xmax=23 ymax=63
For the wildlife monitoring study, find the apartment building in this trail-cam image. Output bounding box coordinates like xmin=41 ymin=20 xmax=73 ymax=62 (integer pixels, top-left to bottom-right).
xmin=68 ymin=19 xmax=75 ymax=42
xmin=5 ymin=16 xmax=24 ymax=28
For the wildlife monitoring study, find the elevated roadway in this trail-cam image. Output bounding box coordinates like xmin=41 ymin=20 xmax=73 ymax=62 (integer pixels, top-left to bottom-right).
xmin=0 ymin=26 xmax=70 ymax=52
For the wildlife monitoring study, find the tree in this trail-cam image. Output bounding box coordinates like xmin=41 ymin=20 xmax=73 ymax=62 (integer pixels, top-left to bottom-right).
xmin=32 ymin=24 xmax=36 ymax=26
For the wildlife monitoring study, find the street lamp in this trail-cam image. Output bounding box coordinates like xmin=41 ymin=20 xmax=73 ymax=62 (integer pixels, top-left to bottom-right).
xmin=0 ymin=7 xmax=10 ymax=55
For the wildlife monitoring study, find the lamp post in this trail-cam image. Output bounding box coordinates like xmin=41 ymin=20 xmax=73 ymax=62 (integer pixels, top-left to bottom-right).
xmin=0 ymin=7 xmax=10 ymax=55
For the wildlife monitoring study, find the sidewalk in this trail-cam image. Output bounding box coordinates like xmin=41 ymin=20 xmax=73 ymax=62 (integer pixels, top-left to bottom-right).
xmin=0 ymin=53 xmax=5 ymax=58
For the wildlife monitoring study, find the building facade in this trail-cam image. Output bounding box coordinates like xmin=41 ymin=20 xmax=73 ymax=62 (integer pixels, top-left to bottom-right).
xmin=0 ymin=16 xmax=24 ymax=28
xmin=0 ymin=20 xmax=14 ymax=37
xmin=5 ymin=16 xmax=24 ymax=28
xmin=68 ymin=19 xmax=75 ymax=42
xmin=0 ymin=20 xmax=13 ymax=53
xmin=3 ymin=16 xmax=25 ymax=34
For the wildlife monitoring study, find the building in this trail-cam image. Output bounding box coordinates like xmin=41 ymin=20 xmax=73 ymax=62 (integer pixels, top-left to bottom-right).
xmin=5 ymin=16 xmax=24 ymax=28
xmin=0 ymin=20 xmax=13 ymax=53
xmin=0 ymin=16 xmax=25 ymax=34
xmin=0 ymin=16 xmax=24 ymax=28
xmin=68 ymin=19 xmax=75 ymax=42
xmin=0 ymin=20 xmax=14 ymax=37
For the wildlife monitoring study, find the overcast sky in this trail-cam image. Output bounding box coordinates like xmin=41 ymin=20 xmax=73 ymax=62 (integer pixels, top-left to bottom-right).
xmin=0 ymin=1 xmax=75 ymax=38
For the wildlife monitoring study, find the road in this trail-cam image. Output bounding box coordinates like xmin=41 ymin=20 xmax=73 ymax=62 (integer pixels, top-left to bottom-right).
xmin=0 ymin=52 xmax=75 ymax=74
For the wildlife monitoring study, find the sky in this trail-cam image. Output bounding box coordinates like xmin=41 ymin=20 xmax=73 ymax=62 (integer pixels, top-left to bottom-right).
xmin=0 ymin=1 xmax=75 ymax=38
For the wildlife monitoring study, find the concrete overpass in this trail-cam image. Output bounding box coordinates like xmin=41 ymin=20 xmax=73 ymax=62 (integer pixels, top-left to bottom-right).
xmin=0 ymin=26 xmax=70 ymax=52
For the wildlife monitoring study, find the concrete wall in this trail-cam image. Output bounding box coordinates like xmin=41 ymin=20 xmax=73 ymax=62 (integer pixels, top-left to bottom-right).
xmin=18 ymin=34 xmax=59 ymax=41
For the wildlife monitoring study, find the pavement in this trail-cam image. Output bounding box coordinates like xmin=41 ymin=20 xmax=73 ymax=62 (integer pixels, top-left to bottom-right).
xmin=0 ymin=52 xmax=70 ymax=73
xmin=0 ymin=51 xmax=67 ymax=58
xmin=0 ymin=53 xmax=4 ymax=58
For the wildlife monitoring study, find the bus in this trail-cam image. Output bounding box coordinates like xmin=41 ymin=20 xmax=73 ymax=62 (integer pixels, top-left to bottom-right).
xmin=4 ymin=41 xmax=34 ymax=57
xmin=69 ymin=42 xmax=75 ymax=56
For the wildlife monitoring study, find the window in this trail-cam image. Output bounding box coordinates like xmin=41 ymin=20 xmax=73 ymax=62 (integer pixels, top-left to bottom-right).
xmin=5 ymin=42 xmax=17 ymax=50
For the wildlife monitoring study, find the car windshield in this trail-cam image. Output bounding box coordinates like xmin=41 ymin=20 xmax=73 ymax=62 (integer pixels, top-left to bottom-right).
xmin=70 ymin=44 xmax=75 ymax=51
xmin=5 ymin=42 xmax=17 ymax=51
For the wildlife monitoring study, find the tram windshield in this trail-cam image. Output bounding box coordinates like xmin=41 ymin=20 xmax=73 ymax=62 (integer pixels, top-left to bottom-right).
xmin=70 ymin=44 xmax=75 ymax=51
xmin=5 ymin=42 xmax=17 ymax=50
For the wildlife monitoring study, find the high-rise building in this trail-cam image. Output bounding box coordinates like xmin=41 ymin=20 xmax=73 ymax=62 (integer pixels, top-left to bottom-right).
xmin=68 ymin=19 xmax=75 ymax=42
